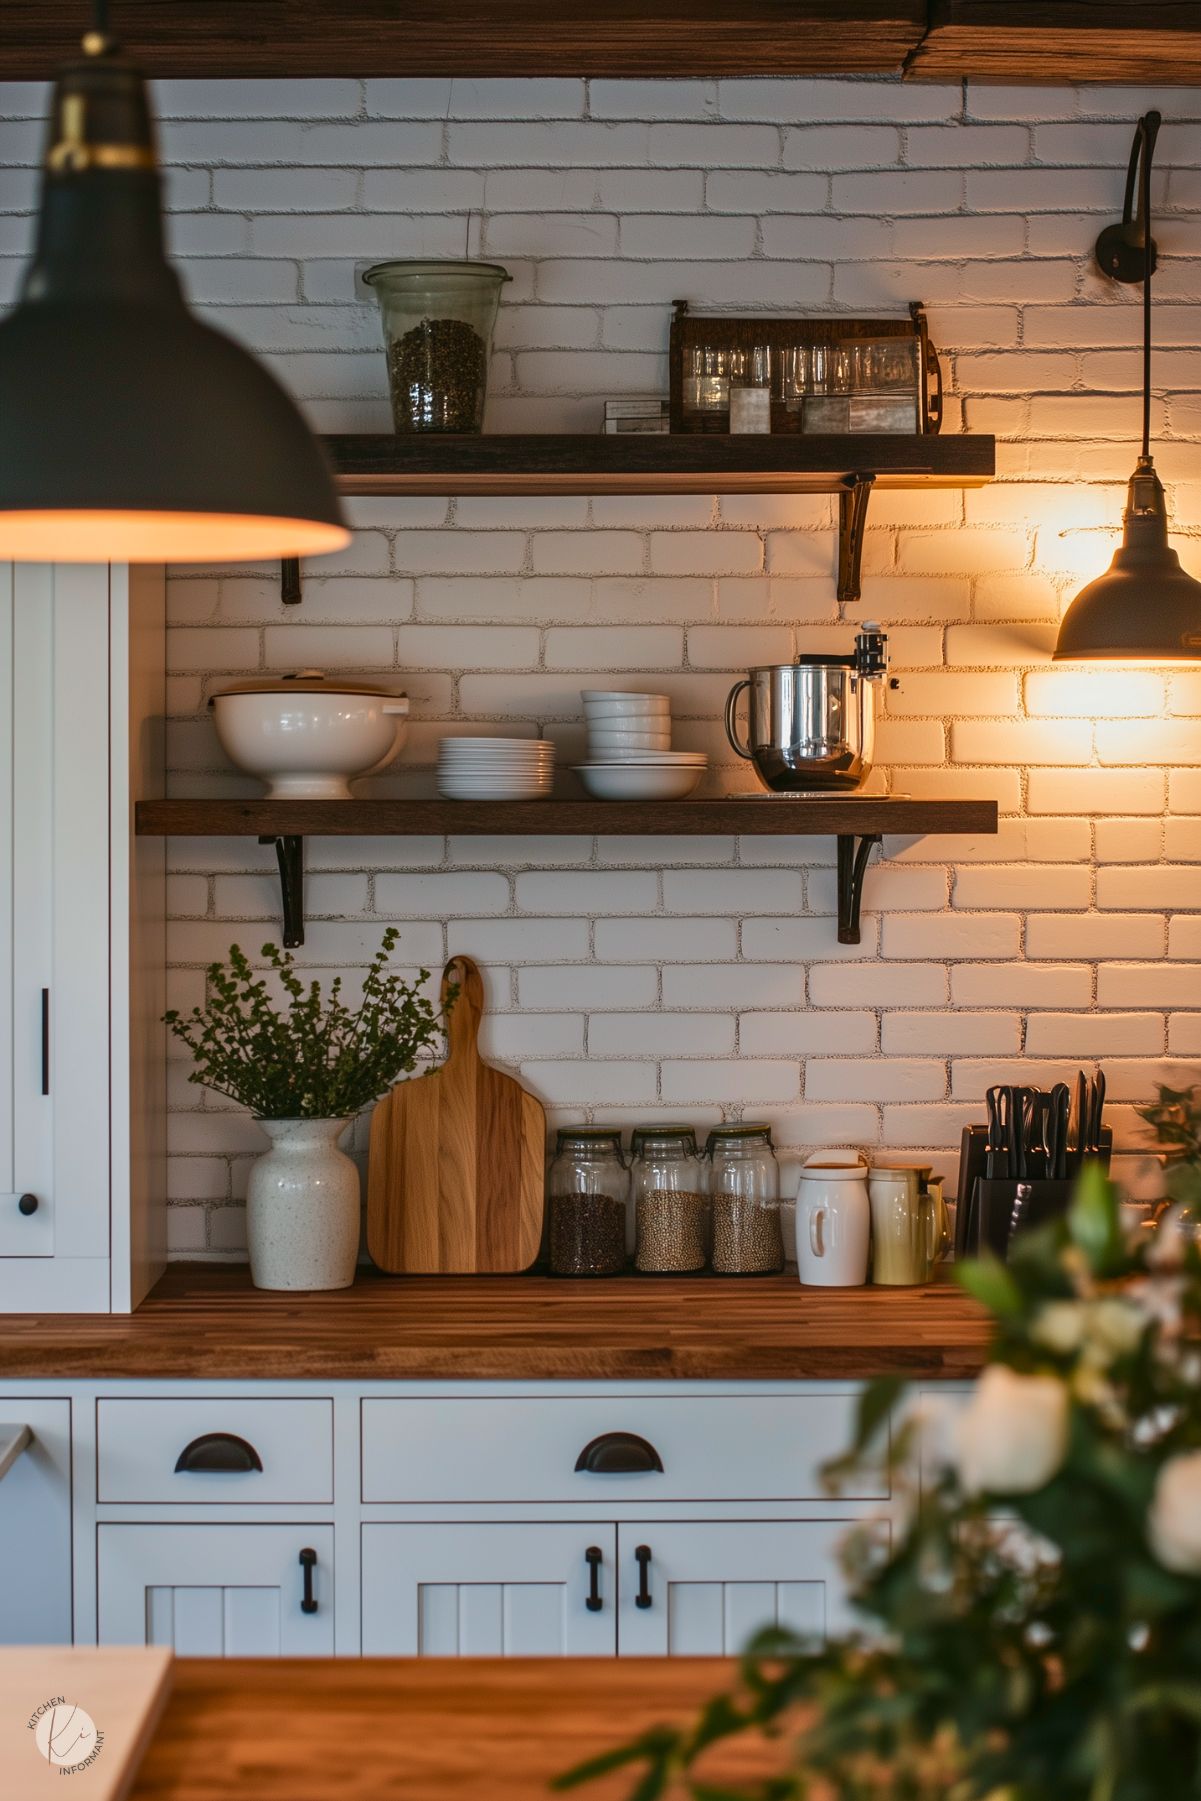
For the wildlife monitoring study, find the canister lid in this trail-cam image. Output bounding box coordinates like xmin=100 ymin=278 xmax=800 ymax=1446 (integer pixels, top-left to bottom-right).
xmin=705 ymin=1124 xmax=775 ymax=1153
xmin=210 ymin=669 xmax=408 ymax=702
xmin=554 ymin=1128 xmax=624 ymax=1152
xmin=630 ymin=1126 xmax=699 ymax=1157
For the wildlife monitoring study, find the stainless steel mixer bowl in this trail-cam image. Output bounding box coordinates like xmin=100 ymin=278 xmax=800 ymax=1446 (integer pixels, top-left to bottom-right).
xmin=723 ymin=658 xmax=874 ymax=792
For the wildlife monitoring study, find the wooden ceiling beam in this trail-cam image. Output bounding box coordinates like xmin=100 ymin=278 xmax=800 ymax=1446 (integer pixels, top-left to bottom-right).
xmin=0 ymin=3 xmax=925 ymax=80
xmin=907 ymin=2 xmax=1201 ymax=84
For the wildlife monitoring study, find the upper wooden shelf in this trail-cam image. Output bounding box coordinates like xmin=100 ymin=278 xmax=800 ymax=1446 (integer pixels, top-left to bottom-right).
xmin=5 ymin=2 xmax=1198 ymax=80
xmin=323 ymin=433 xmax=995 ymax=499
xmin=136 ymin=796 xmax=997 ymax=840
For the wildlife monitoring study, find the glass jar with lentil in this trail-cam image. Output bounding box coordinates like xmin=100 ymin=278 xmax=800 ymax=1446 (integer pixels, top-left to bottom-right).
xmin=546 ymin=1130 xmax=628 ymax=1277
xmin=705 ymin=1125 xmax=783 ymax=1275
xmin=632 ymin=1128 xmax=708 ymax=1274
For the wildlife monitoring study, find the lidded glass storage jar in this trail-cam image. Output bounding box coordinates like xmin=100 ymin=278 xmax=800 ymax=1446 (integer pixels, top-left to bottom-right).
xmin=632 ymin=1128 xmax=708 ymax=1274
xmin=546 ymin=1129 xmax=628 ymax=1277
xmin=705 ymin=1125 xmax=783 ymax=1274
xmin=362 ymin=260 xmax=510 ymax=434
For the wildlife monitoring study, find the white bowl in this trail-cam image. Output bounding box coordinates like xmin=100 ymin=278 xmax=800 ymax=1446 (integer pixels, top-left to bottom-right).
xmin=581 ymin=691 xmax=670 ymax=710
xmin=586 ymin=750 xmax=707 ymax=766
xmin=575 ymin=763 xmax=704 ymax=800
xmin=583 ymin=700 xmax=671 ymax=720
xmin=588 ymin=724 xmax=672 ymax=744
xmin=211 ymin=676 xmax=409 ymax=800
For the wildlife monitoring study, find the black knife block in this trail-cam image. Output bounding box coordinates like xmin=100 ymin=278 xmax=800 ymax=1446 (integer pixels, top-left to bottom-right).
xmin=953 ymin=1123 xmax=1113 ymax=1261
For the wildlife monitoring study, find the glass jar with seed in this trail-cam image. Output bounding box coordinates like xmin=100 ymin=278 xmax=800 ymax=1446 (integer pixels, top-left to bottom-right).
xmin=546 ymin=1129 xmax=628 ymax=1277
xmin=632 ymin=1128 xmax=708 ymax=1275
xmin=705 ymin=1125 xmax=783 ymax=1275
xmin=362 ymin=259 xmax=510 ymax=434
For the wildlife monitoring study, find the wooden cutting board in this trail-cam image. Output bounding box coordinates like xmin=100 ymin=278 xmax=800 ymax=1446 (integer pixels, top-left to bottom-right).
xmin=367 ymin=956 xmax=545 ymax=1273
xmin=0 ymin=1646 xmax=172 ymax=1801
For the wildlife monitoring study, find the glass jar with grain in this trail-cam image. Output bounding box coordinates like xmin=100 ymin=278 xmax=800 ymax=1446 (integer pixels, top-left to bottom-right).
xmin=632 ymin=1128 xmax=707 ymax=1274
xmin=547 ymin=1130 xmax=628 ymax=1277
xmin=705 ymin=1125 xmax=783 ymax=1275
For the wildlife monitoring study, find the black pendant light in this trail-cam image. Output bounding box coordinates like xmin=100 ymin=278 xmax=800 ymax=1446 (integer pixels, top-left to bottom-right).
xmin=1054 ymin=111 xmax=1201 ymax=663
xmin=0 ymin=7 xmax=348 ymax=563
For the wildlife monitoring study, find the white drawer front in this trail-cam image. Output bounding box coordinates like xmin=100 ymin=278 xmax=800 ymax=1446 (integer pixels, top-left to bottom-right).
xmin=97 ymin=1399 xmax=334 ymax=1504
xmin=361 ymin=1395 xmax=886 ymax=1504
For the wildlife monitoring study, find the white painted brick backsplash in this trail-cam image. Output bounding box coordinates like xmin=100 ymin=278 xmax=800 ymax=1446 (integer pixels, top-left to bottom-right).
xmin=27 ymin=72 xmax=1186 ymax=1246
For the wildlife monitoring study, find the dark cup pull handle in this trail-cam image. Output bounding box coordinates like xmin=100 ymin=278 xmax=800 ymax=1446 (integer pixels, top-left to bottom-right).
xmin=174 ymin=1432 xmax=263 ymax=1474
xmin=574 ymin=1432 xmax=664 ymax=1475
xmin=299 ymin=1547 xmax=318 ymax=1614
xmin=585 ymin=1545 xmax=603 ymax=1613
xmin=635 ymin=1544 xmax=652 ymax=1610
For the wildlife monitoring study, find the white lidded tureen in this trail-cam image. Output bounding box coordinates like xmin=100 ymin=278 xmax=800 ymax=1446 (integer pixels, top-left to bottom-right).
xmin=210 ymin=669 xmax=409 ymax=799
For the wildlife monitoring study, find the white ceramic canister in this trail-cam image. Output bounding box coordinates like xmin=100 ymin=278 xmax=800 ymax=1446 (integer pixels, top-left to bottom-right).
xmin=795 ymin=1161 xmax=870 ymax=1287
xmin=246 ymin=1117 xmax=361 ymax=1292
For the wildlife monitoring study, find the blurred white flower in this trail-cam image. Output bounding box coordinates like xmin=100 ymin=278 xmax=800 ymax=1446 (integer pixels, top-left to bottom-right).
xmin=1088 ymin=1298 xmax=1147 ymax=1357
xmin=954 ymin=1366 xmax=1070 ymax=1496
xmin=1148 ymin=1451 xmax=1201 ymax=1575
xmin=1148 ymin=1204 xmax=1192 ymax=1270
xmin=1127 ymin=1274 xmax=1185 ymax=1340
xmin=1032 ymin=1301 xmax=1086 ymax=1355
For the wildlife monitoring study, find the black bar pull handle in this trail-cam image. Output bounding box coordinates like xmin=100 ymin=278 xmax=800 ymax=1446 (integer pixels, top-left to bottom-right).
xmin=574 ymin=1432 xmax=664 ymax=1475
xmin=174 ymin=1432 xmax=263 ymax=1474
xmin=634 ymin=1544 xmax=653 ymax=1610
xmin=40 ymin=989 xmax=49 ymax=1096
xmin=299 ymin=1547 xmax=318 ymax=1614
xmin=585 ymin=1545 xmax=603 ymax=1612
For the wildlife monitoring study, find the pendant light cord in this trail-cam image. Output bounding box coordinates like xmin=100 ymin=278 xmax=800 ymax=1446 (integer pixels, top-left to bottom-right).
xmin=92 ymin=0 xmax=109 ymax=32
xmin=1139 ymin=110 xmax=1162 ymax=461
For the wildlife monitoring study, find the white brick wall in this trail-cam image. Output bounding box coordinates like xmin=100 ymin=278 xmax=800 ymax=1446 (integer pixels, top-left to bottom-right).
xmin=3 ymin=73 xmax=1198 ymax=1249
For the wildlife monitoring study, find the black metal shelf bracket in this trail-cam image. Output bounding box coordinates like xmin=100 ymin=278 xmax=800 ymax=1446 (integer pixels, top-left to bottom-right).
xmin=837 ymin=471 xmax=876 ymax=605
xmin=281 ymin=557 xmax=303 ymax=605
xmin=836 ymin=832 xmax=880 ymax=944
xmin=259 ymin=834 xmax=305 ymax=948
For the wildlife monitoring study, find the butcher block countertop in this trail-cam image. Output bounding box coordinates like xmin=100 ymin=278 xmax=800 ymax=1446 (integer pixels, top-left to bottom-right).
xmin=129 ymin=1658 xmax=781 ymax=1801
xmin=0 ymin=1262 xmax=990 ymax=1380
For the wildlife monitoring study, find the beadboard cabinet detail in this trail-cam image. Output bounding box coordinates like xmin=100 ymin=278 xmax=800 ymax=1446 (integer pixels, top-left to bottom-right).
xmin=0 ymin=562 xmax=167 ymax=1314
xmin=0 ymin=1379 xmax=926 ymax=1656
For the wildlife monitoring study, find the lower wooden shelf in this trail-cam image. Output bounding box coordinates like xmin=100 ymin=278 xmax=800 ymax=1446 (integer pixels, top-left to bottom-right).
xmin=136 ymin=794 xmax=997 ymax=951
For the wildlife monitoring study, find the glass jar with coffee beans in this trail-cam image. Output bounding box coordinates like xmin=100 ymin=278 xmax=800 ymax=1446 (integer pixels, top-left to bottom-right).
xmin=362 ymin=259 xmax=510 ymax=434
xmin=705 ymin=1125 xmax=783 ymax=1274
xmin=547 ymin=1129 xmax=628 ymax=1277
xmin=632 ymin=1128 xmax=708 ymax=1274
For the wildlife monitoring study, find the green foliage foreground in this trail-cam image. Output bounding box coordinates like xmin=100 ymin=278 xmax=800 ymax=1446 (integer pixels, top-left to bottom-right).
xmin=558 ymin=1164 xmax=1201 ymax=1801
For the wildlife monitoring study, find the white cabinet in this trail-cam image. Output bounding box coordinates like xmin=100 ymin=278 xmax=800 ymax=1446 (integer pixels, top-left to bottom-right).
xmin=0 ymin=562 xmax=165 ymax=1312
xmin=362 ymin=1523 xmax=616 ymax=1656
xmin=616 ymin=1520 xmax=863 ymax=1656
xmin=97 ymin=1524 xmax=334 ymax=1655
xmin=0 ymin=1399 xmax=72 ymax=1644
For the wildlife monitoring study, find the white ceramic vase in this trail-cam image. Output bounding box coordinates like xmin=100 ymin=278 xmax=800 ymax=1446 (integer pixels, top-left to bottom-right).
xmin=246 ymin=1118 xmax=360 ymax=1292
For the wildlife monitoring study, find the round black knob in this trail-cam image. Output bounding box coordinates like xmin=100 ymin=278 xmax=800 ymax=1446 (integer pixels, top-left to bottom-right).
xmin=17 ymin=1193 xmax=38 ymax=1215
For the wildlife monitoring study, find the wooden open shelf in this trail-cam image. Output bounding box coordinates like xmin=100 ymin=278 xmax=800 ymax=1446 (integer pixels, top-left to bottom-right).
xmin=323 ymin=433 xmax=995 ymax=498
xmin=5 ymin=2 xmax=1198 ymax=81
xmin=137 ymin=795 xmax=997 ymax=950
xmin=137 ymin=796 xmax=994 ymax=840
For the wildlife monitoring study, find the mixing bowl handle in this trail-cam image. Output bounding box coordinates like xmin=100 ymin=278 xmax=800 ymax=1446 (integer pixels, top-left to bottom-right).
xmin=723 ymin=678 xmax=753 ymax=760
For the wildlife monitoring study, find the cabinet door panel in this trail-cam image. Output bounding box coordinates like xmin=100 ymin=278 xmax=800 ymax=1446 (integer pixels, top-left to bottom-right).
xmin=362 ymin=1523 xmax=616 ymax=1657
xmin=617 ymin=1520 xmax=869 ymax=1657
xmin=98 ymin=1525 xmax=333 ymax=1655
xmin=0 ymin=1399 xmax=72 ymax=1643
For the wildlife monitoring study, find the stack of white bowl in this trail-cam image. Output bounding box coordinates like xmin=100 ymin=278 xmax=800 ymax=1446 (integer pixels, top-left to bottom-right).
xmin=576 ymin=691 xmax=707 ymax=800
xmin=437 ymin=736 xmax=554 ymax=800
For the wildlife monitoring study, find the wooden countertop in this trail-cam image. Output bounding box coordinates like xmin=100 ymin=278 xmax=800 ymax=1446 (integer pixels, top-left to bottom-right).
xmin=0 ymin=1262 xmax=990 ymax=1380
xmin=129 ymin=1658 xmax=781 ymax=1801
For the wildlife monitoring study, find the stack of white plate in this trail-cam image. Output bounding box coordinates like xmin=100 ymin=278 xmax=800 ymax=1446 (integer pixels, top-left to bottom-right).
xmin=576 ymin=690 xmax=707 ymax=800
xmin=437 ymin=737 xmax=554 ymax=800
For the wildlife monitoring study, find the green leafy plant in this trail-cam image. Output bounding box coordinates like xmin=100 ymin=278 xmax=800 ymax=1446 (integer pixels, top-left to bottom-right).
xmin=559 ymin=1165 xmax=1201 ymax=1801
xmin=164 ymin=928 xmax=450 ymax=1119
xmin=1139 ymin=1080 xmax=1201 ymax=1211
